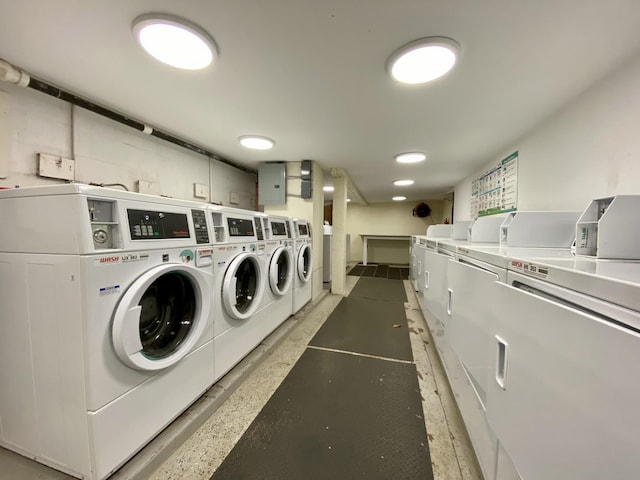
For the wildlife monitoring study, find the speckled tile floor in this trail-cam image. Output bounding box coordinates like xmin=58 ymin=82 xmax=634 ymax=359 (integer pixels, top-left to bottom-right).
xmin=0 ymin=278 xmax=482 ymax=480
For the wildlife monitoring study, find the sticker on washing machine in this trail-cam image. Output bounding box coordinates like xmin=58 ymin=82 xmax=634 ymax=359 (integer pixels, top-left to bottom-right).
xmin=179 ymin=249 xmax=194 ymax=263
xmin=99 ymin=285 xmax=120 ymax=296
xmin=122 ymin=253 xmax=149 ymax=263
xmin=510 ymin=260 xmax=548 ymax=279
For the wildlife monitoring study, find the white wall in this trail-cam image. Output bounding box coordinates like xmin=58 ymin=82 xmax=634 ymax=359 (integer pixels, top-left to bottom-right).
xmin=454 ymin=51 xmax=640 ymax=220
xmin=0 ymin=83 xmax=256 ymax=207
xmin=346 ymin=200 xmax=444 ymax=264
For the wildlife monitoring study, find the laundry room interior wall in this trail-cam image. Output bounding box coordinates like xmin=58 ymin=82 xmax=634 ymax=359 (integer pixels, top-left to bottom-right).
xmin=453 ymin=50 xmax=640 ymax=220
xmin=0 ymin=83 xmax=257 ymax=208
xmin=346 ymin=200 xmax=445 ymax=264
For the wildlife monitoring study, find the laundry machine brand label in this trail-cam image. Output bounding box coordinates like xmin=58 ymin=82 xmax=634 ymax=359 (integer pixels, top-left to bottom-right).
xmin=99 ymin=285 xmax=120 ymax=296
xmin=510 ymin=260 xmax=548 ymax=279
xmin=122 ymin=253 xmax=149 ymax=263
xmin=95 ymin=254 xmax=149 ymax=265
xmin=97 ymin=255 xmax=121 ymax=264
xmin=457 ymin=247 xmax=470 ymax=256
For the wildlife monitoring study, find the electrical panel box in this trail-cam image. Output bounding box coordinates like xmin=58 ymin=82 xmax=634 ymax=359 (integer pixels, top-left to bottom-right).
xmin=258 ymin=163 xmax=286 ymax=205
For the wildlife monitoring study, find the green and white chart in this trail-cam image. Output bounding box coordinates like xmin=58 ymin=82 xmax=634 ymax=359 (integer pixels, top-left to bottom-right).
xmin=471 ymin=151 xmax=518 ymax=218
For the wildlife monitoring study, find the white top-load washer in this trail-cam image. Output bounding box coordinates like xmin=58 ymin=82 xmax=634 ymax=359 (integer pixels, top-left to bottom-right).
xmin=291 ymin=218 xmax=312 ymax=315
xmin=487 ymin=255 xmax=640 ymax=480
xmin=0 ymin=184 xmax=214 ymax=480
xmin=261 ymin=214 xmax=294 ymax=331
xmin=208 ymin=205 xmax=269 ymax=382
xmin=433 ymin=212 xmax=579 ymax=480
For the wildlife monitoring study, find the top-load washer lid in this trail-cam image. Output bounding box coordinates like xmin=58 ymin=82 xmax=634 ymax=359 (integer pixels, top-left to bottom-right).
xmin=222 ymin=252 xmax=265 ymax=320
xmin=269 ymin=246 xmax=293 ymax=296
xmin=297 ymin=243 xmax=312 ymax=283
xmin=112 ymin=263 xmax=211 ymax=371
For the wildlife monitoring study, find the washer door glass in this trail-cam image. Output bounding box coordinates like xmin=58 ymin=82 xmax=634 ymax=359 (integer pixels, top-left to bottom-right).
xmin=297 ymin=243 xmax=312 ymax=282
xmin=269 ymin=247 xmax=292 ymax=296
xmin=112 ymin=264 xmax=211 ymax=371
xmin=138 ymin=273 xmax=195 ymax=359
xmin=222 ymin=253 xmax=264 ymax=320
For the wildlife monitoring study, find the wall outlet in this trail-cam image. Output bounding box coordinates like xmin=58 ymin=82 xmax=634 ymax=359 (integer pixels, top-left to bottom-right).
xmin=38 ymin=153 xmax=75 ymax=181
xmin=193 ymin=183 xmax=208 ymax=199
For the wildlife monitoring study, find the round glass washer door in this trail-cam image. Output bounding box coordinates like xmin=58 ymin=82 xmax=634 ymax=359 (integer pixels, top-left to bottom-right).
xmin=297 ymin=243 xmax=312 ymax=283
xmin=112 ymin=263 xmax=211 ymax=371
xmin=269 ymin=246 xmax=293 ymax=296
xmin=222 ymin=252 xmax=265 ymax=320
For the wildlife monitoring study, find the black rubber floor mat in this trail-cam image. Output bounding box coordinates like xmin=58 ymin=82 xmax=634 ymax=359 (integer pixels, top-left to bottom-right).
xmin=361 ymin=265 xmax=377 ymax=277
xmin=374 ymin=264 xmax=389 ymax=278
xmin=211 ymin=348 xmax=433 ymax=480
xmin=309 ymin=296 xmax=413 ymax=361
xmin=349 ymin=276 xmax=407 ymax=302
xmin=348 ymin=264 xmax=365 ymax=276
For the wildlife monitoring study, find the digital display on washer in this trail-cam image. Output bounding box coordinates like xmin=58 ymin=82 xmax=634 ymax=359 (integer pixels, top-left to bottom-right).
xmin=227 ymin=217 xmax=255 ymax=237
xmin=128 ymin=209 xmax=190 ymax=239
xmin=271 ymin=221 xmax=287 ymax=236
xmin=297 ymin=223 xmax=309 ymax=236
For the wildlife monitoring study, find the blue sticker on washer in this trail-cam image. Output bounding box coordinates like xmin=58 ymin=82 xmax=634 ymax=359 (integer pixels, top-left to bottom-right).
xmin=179 ymin=249 xmax=194 ymax=263
xmin=99 ymin=285 xmax=120 ymax=296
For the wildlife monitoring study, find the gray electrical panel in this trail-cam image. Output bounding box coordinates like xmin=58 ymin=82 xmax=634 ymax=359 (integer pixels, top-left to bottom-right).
xmin=258 ymin=162 xmax=287 ymax=205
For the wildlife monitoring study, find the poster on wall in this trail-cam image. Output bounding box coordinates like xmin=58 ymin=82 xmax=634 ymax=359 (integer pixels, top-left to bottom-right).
xmin=471 ymin=151 xmax=518 ymax=218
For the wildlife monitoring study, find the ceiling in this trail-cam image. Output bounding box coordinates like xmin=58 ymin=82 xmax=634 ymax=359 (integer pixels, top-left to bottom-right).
xmin=1 ymin=0 xmax=640 ymax=203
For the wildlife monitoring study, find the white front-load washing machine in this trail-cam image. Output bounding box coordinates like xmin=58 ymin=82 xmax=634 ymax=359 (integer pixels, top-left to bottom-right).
xmin=208 ymin=205 xmax=269 ymax=382
xmin=0 ymin=184 xmax=214 ymax=480
xmin=261 ymin=214 xmax=294 ymax=332
xmin=292 ymin=218 xmax=312 ymax=314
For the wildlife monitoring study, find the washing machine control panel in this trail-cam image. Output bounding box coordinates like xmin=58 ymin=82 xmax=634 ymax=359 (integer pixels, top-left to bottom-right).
xmin=128 ymin=209 xmax=190 ymax=240
xmin=190 ymin=209 xmax=210 ymax=244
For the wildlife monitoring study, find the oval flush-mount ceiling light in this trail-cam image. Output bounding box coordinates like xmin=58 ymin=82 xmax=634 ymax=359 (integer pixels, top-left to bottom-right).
xmin=393 ymin=196 xmax=407 ymax=201
xmin=388 ymin=36 xmax=460 ymax=84
xmin=238 ymin=135 xmax=275 ymax=150
xmin=395 ymin=152 xmax=427 ymax=164
xmin=393 ymin=179 xmax=415 ymax=186
xmin=133 ymin=14 xmax=216 ymax=70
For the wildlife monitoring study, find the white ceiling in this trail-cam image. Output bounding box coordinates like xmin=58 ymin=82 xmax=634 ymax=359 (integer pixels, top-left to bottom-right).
xmin=2 ymin=0 xmax=640 ymax=203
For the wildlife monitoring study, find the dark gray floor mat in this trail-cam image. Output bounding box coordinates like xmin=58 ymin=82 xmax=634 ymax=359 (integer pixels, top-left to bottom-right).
xmin=309 ymin=296 xmax=413 ymax=361
xmin=349 ymin=276 xmax=407 ymax=302
xmin=348 ymin=264 xmax=410 ymax=280
xmin=211 ymin=348 xmax=433 ymax=480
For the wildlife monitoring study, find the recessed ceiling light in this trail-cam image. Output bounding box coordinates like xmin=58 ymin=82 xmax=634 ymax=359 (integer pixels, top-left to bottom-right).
xmin=238 ymin=135 xmax=275 ymax=150
xmin=393 ymin=179 xmax=415 ymax=186
xmin=323 ymin=186 xmax=335 ymax=192
xmin=133 ymin=14 xmax=216 ymax=70
xmin=388 ymin=37 xmax=460 ymax=84
xmin=393 ymin=196 xmax=407 ymax=201
xmin=395 ymin=152 xmax=427 ymax=164
xmin=347 ymin=198 xmax=352 ymax=202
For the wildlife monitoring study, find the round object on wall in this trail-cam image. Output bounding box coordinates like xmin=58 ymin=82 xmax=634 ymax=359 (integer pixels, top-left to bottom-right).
xmin=413 ymin=202 xmax=432 ymax=218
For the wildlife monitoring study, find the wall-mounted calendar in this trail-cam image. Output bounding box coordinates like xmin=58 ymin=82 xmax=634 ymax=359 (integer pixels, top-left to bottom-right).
xmin=471 ymin=151 xmax=518 ymax=219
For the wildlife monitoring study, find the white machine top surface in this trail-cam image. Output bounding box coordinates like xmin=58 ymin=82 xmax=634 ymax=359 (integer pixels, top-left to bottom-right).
xmin=457 ymin=245 xmax=576 ymax=269
xmin=507 ymin=255 xmax=640 ymax=312
xmin=0 ymin=183 xmax=207 ymax=208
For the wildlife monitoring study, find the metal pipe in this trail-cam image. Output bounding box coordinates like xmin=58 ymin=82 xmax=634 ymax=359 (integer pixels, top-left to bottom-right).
xmin=0 ymin=59 xmax=256 ymax=175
